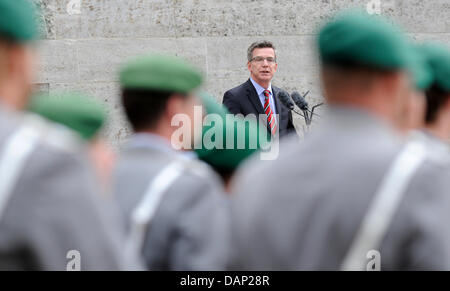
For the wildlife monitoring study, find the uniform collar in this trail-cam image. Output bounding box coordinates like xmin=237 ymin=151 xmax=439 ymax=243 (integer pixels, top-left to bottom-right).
xmin=0 ymin=100 xmax=13 ymax=115
xmin=126 ymin=132 xmax=195 ymax=160
xmin=127 ymin=133 xmax=175 ymax=154
xmin=419 ymin=129 xmax=450 ymax=151
xmin=0 ymin=100 xmax=21 ymax=125
xmin=410 ymin=129 xmax=450 ymax=163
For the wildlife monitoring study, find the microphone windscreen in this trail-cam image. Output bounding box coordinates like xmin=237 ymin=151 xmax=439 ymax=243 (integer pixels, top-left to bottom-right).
xmin=292 ymin=91 xmax=309 ymax=111
xmin=277 ymin=91 xmax=294 ymax=110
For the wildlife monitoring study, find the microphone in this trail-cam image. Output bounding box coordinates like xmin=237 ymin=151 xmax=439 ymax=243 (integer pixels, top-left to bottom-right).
xmin=292 ymin=91 xmax=311 ymax=125
xmin=277 ymin=90 xmax=294 ymax=110
xmin=291 ymin=91 xmax=309 ymax=111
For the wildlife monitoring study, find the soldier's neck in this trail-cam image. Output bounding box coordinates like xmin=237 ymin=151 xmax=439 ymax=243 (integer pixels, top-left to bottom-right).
xmin=0 ymin=83 xmax=26 ymax=112
xmin=425 ymin=114 xmax=450 ymax=142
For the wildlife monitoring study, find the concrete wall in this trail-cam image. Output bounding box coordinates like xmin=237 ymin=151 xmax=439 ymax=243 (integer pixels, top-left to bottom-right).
xmin=33 ymin=0 xmax=450 ymax=148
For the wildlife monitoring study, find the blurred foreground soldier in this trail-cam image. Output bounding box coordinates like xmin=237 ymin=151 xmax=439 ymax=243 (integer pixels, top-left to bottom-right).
xmin=195 ymin=93 xmax=269 ymax=192
xmin=114 ymin=55 xmax=230 ymax=270
xmin=228 ymin=11 xmax=450 ymax=270
xmin=0 ymin=0 xmax=132 ymax=270
xmin=419 ymin=44 xmax=450 ymax=158
xmin=29 ymin=92 xmax=116 ymax=191
xmin=398 ymin=45 xmax=434 ymax=133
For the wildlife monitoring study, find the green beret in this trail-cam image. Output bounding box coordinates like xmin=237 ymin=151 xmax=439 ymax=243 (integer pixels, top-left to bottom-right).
xmin=29 ymin=92 xmax=107 ymax=141
xmin=410 ymin=44 xmax=434 ymax=91
xmin=421 ymin=43 xmax=450 ymax=92
xmin=318 ymin=10 xmax=416 ymax=72
xmin=120 ymin=54 xmax=203 ymax=94
xmin=195 ymin=92 xmax=270 ymax=171
xmin=0 ymin=0 xmax=39 ymax=42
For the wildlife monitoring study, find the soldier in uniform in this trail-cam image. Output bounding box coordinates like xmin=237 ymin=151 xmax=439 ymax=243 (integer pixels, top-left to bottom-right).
xmin=29 ymin=92 xmax=116 ymax=192
xmin=195 ymin=92 xmax=269 ymax=192
xmin=226 ymin=11 xmax=450 ymax=270
xmin=398 ymin=45 xmax=433 ymax=133
xmin=414 ymin=44 xmax=450 ymax=160
xmin=0 ymin=0 xmax=136 ymax=270
xmin=113 ymin=54 xmax=230 ymax=270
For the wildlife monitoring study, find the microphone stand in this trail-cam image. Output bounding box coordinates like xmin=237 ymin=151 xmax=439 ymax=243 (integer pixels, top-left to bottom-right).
xmin=291 ymin=90 xmax=325 ymax=126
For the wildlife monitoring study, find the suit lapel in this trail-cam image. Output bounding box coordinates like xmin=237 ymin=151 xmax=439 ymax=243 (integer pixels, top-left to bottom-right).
xmin=245 ymin=79 xmax=265 ymax=115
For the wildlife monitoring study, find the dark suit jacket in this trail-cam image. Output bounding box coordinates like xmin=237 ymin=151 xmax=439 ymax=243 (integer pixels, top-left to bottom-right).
xmin=222 ymin=79 xmax=296 ymax=138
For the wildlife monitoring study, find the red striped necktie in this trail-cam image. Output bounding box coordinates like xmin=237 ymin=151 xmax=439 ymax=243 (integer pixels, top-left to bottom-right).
xmin=263 ymin=90 xmax=277 ymax=135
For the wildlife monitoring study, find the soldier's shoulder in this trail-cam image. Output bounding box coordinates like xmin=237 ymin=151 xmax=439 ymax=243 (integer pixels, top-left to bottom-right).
xmin=160 ymin=158 xmax=226 ymax=213
xmin=24 ymin=113 xmax=85 ymax=155
xmin=425 ymin=153 xmax=450 ymax=170
xmin=402 ymin=154 xmax=450 ymax=209
xmin=182 ymin=158 xmax=223 ymax=185
xmin=419 ymin=156 xmax=450 ymax=179
xmin=165 ymin=157 xmax=225 ymax=201
xmin=0 ymin=113 xmax=87 ymax=174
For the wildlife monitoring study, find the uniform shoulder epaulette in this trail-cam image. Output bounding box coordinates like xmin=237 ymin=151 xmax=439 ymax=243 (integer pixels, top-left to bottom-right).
xmin=21 ymin=113 xmax=84 ymax=154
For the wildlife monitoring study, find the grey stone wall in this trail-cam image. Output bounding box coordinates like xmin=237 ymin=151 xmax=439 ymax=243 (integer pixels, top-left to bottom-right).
xmin=33 ymin=0 xmax=450 ymax=148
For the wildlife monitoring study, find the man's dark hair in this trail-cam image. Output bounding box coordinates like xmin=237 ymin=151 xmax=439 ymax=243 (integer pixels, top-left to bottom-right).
xmin=121 ymin=88 xmax=175 ymax=131
xmin=247 ymin=40 xmax=276 ymax=62
xmin=425 ymin=84 xmax=450 ymax=124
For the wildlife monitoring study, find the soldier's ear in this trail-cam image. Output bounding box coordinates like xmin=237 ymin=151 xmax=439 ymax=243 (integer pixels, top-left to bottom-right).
xmin=165 ymin=94 xmax=187 ymax=118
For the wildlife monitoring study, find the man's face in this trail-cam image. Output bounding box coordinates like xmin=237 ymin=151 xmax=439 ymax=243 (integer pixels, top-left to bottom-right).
xmin=247 ymin=47 xmax=278 ymax=85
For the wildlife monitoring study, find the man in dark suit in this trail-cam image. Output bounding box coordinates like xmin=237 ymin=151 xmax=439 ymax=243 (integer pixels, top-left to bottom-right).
xmin=222 ymin=40 xmax=296 ymax=138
